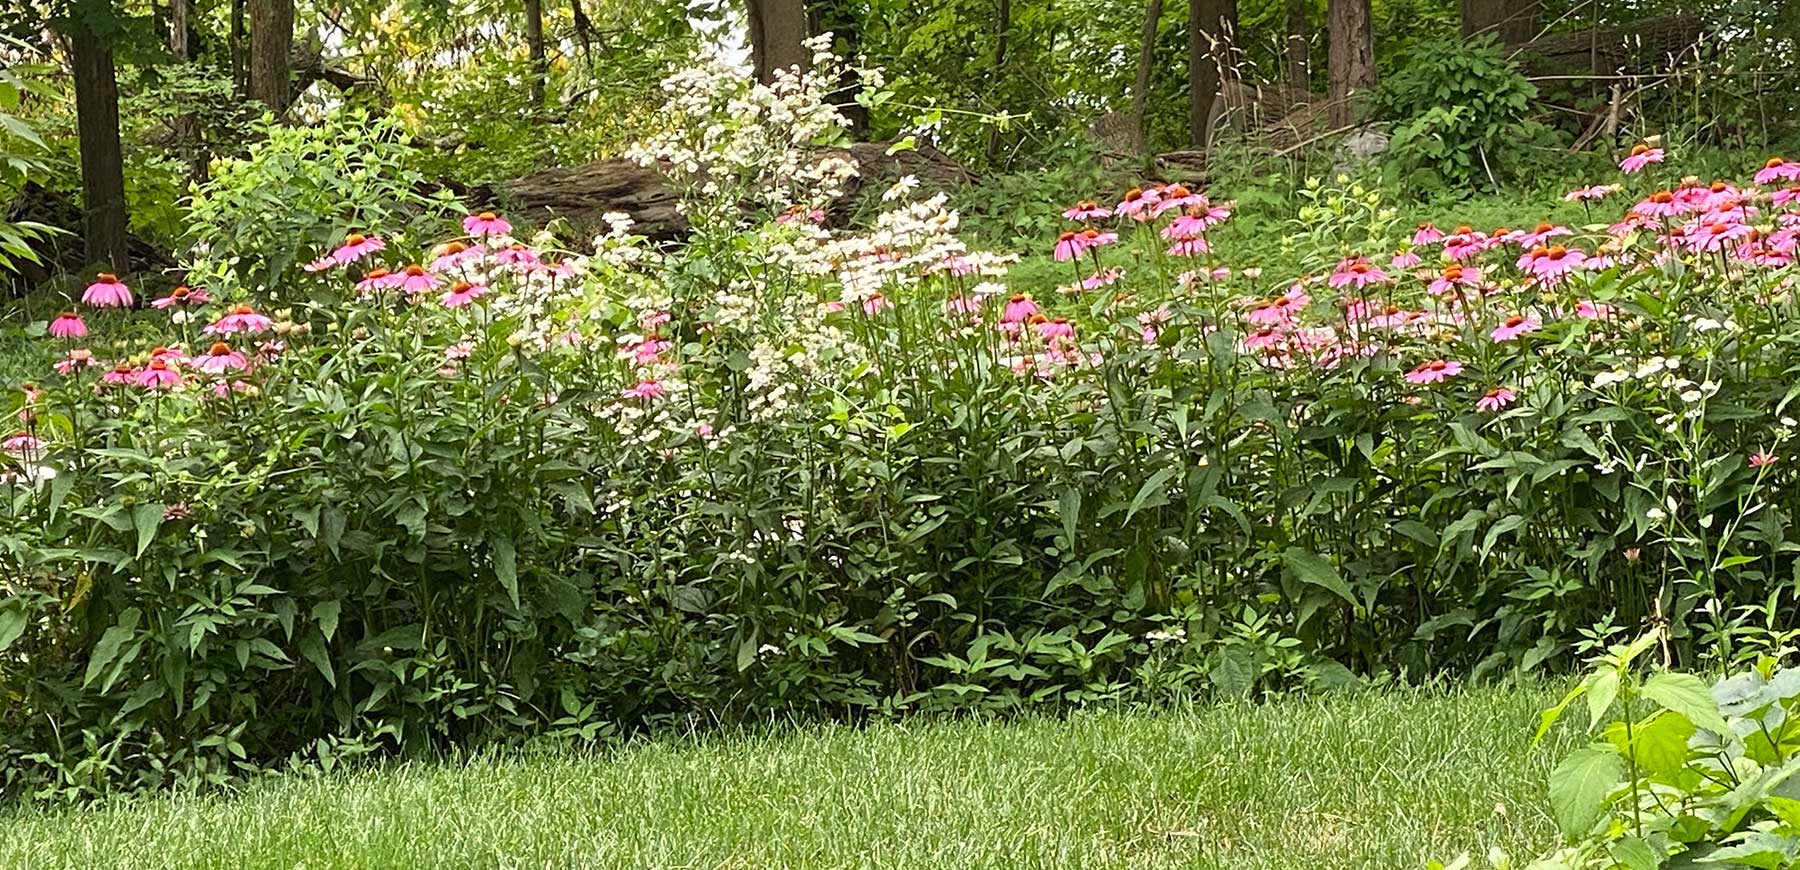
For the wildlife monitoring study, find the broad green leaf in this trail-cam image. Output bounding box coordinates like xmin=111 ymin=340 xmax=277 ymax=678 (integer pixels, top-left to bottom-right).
xmin=1586 ymin=670 xmax=1620 ymax=730
xmin=494 ymin=537 xmax=519 ymax=610
xmin=1549 ymin=744 xmax=1624 ymax=839
xmin=1607 ymin=836 xmax=1660 ymax=870
xmin=132 ymin=502 xmax=165 ymax=558
xmin=1281 ymin=548 xmax=1356 ymax=607
xmin=1631 ymin=709 xmax=1696 ymax=777
xmin=312 ymin=600 xmax=341 ymax=642
xmin=1642 ymin=671 xmax=1732 ymax=735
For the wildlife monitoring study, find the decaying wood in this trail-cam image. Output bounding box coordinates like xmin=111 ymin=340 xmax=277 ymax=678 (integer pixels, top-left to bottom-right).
xmin=4 ymin=183 xmax=176 ymax=294
xmin=1513 ymin=14 xmax=1702 ymax=78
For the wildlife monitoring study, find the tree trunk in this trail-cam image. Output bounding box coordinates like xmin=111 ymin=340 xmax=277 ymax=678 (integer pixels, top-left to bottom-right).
xmin=247 ymin=0 xmax=294 ymax=112
xmin=985 ymin=0 xmax=1011 ymax=162
xmin=1327 ymin=0 xmax=1373 ymax=127
xmin=1284 ymin=0 xmax=1310 ymax=88
xmin=230 ymin=0 xmax=246 ymax=94
xmin=810 ymin=0 xmax=867 ymax=136
xmin=1131 ymin=0 xmax=1165 ymax=154
xmin=68 ymin=6 xmax=131 ymax=275
xmin=169 ymin=0 xmax=207 ymax=183
xmin=1188 ymin=0 xmax=1236 ymax=149
xmin=747 ymin=0 xmax=811 ymax=83
xmin=524 ymin=0 xmax=546 ymax=107
xmin=1460 ymin=0 xmax=1539 ymax=45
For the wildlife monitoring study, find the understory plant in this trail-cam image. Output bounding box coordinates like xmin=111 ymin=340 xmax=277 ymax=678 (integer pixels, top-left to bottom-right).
xmin=7 ymin=41 xmax=1800 ymax=802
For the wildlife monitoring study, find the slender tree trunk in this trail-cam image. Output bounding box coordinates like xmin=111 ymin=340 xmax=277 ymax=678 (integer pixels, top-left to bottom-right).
xmin=247 ymin=0 xmax=294 ymax=112
xmin=1284 ymin=0 xmax=1310 ymax=88
xmin=747 ymin=0 xmax=811 ymax=83
xmin=810 ymin=0 xmax=867 ymax=136
xmin=524 ymin=0 xmax=546 ymax=107
xmin=1461 ymin=0 xmax=1539 ymax=45
xmin=230 ymin=0 xmax=246 ymax=94
xmin=1188 ymin=0 xmax=1236 ymax=149
xmin=68 ymin=8 xmax=131 ymax=275
xmin=985 ymin=0 xmax=1011 ymax=162
xmin=169 ymin=0 xmax=207 ymax=183
xmin=1132 ymin=0 xmax=1166 ymax=154
xmin=1327 ymin=0 xmax=1373 ymax=127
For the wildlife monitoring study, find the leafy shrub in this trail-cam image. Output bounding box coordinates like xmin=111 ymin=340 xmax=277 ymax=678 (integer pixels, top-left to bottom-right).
xmin=183 ymin=111 xmax=461 ymax=296
xmin=1375 ymin=36 xmax=1550 ymax=193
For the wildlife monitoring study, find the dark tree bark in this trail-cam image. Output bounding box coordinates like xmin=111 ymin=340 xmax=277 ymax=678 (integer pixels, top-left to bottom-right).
xmin=1131 ymin=0 xmax=1165 ymax=154
xmin=1460 ymin=0 xmax=1539 ymax=45
xmin=1327 ymin=0 xmax=1373 ymax=127
xmin=1284 ymin=0 xmax=1310 ymax=87
xmin=247 ymin=0 xmax=294 ymax=112
xmin=524 ymin=0 xmax=546 ymax=107
xmin=810 ymin=0 xmax=867 ymax=136
xmin=747 ymin=0 xmax=811 ymax=83
xmin=984 ymin=0 xmax=1011 ymax=162
xmin=67 ymin=2 xmax=131 ymax=275
xmin=230 ymin=0 xmax=246 ymax=94
xmin=1188 ymin=0 xmax=1237 ymax=148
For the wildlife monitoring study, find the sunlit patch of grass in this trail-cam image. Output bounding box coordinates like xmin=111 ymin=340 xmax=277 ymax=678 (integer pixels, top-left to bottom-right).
xmin=2 ymin=684 xmax=1578 ymax=869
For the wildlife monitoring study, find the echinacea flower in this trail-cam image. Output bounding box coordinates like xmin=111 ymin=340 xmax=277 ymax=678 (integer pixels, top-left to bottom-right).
xmin=135 ymin=359 xmax=182 ymax=390
xmin=1002 ymin=294 xmax=1039 ymax=324
xmin=151 ymin=285 xmax=211 ymax=309
xmin=1063 ymin=200 xmax=1112 ymax=221
xmin=149 ymin=345 xmax=189 ymax=365
xmin=101 ymin=363 xmax=137 ymax=386
xmin=1751 ymin=452 xmax=1779 ymax=468
xmin=1405 ymin=359 xmax=1463 ymax=384
xmin=356 ymin=268 xmax=399 ymax=294
xmin=396 ymin=264 xmax=439 ymax=295
xmin=1412 ymin=224 xmax=1444 ymax=246
xmin=192 ymin=341 xmax=250 ymax=374
xmin=1633 ymin=191 xmax=1682 ymax=218
xmin=1518 ymin=245 xmax=1587 ymax=280
xmin=431 ymin=241 xmax=481 ymax=272
xmin=1428 ymin=264 xmax=1482 ymax=296
xmin=463 ymin=211 xmax=513 ymax=237
xmin=1575 ymin=300 xmax=1614 ymax=319
xmin=1620 ymin=143 xmax=1665 ymax=173
xmin=54 ymin=348 xmax=97 ymax=376
xmin=1115 ymin=186 xmax=1160 ymax=220
xmin=1518 ymin=222 xmax=1573 ymax=248
xmin=1328 ymin=259 xmax=1390 ymax=290
xmin=1477 ymin=386 xmax=1517 ymax=412
xmin=861 ymin=294 xmax=891 ymax=315
xmin=1443 ymin=226 xmax=1488 ymax=261
xmin=1490 ymin=314 xmax=1541 ymax=342
xmin=1081 ymin=268 xmax=1124 ymax=290
xmin=495 ymin=244 xmax=540 ymax=268
xmin=1564 ymin=184 xmax=1619 ymax=202
xmin=2 ymin=433 xmax=43 ymax=453
xmin=205 ymin=304 xmax=274 ymax=335
xmin=1755 ymin=157 xmax=1800 ymax=186
xmin=1166 ymin=237 xmax=1212 ymax=256
xmin=1053 ymin=231 xmax=1085 ymax=261
xmin=1035 ymin=317 xmax=1075 ymax=341
xmin=441 ymin=280 xmax=489 ymax=307
xmin=331 ymin=233 xmax=385 ymax=264
xmin=49 ymin=311 xmax=87 ymax=338
xmin=1389 ymin=251 xmax=1421 ymax=270
xmin=621 ymin=378 xmax=665 ymax=401
xmin=81 ymin=273 xmax=133 ymax=308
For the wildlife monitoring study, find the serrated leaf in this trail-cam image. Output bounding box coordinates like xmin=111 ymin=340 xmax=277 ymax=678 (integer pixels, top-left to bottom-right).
xmin=1281 ymin=547 xmax=1356 ymax=607
xmin=1642 ymin=671 xmax=1731 ymax=735
xmin=1549 ymin=744 xmax=1625 ymax=839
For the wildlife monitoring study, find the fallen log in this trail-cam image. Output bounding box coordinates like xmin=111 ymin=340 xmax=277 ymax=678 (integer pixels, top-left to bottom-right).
xmin=1514 ymin=14 xmax=1703 ymax=78
xmin=4 ymin=183 xmax=177 ymax=295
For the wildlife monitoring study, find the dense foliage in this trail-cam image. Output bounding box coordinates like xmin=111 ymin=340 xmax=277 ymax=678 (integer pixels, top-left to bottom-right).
xmin=7 ymin=46 xmax=1800 ymax=804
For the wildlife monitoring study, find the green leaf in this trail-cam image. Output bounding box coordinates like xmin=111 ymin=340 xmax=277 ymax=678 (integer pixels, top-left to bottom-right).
xmin=494 ymin=537 xmax=519 ymax=610
xmin=1586 ymin=670 xmax=1620 ymax=730
xmin=82 ymin=608 xmax=142 ymax=689
xmin=1631 ymin=709 xmax=1697 ymax=777
xmin=0 ymin=601 xmax=25 ymax=652
xmin=1281 ymin=548 xmax=1356 ymax=607
xmin=1124 ymin=466 xmax=1178 ymax=522
xmin=312 ymin=600 xmax=341 ymax=642
xmin=132 ymin=502 xmax=165 ymax=558
xmin=1607 ymin=837 xmax=1661 ymax=870
xmin=1642 ymin=671 xmax=1732 ymax=735
xmin=1549 ymin=744 xmax=1625 ymax=839
xmin=298 ymin=631 xmax=336 ymax=687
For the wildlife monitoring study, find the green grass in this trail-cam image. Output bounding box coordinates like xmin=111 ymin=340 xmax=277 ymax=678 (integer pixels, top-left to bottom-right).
xmin=1 ymin=685 xmax=1580 ymax=869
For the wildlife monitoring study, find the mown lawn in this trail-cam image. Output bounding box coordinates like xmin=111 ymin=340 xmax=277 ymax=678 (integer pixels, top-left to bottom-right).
xmin=1 ymin=685 xmax=1578 ymax=869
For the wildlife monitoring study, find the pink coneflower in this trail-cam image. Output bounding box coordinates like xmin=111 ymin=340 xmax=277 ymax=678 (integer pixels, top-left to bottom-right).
xmin=148 ymin=345 xmax=188 ymax=366
xmin=1477 ymin=386 xmax=1517 ymax=412
xmin=1248 ymin=288 xmax=1310 ymax=325
xmin=1082 ymin=267 xmax=1124 ymax=290
xmin=1519 ymin=245 xmax=1588 ymax=280
xmin=1575 ymin=300 xmax=1614 ymax=319
xmin=1756 ymin=157 xmax=1800 ymax=186
xmin=395 ymin=264 xmax=439 ymax=295
xmin=1691 ymin=220 xmax=1753 ymax=252
xmin=205 ymin=304 xmax=274 ymax=335
xmin=331 ymin=233 xmax=385 ymax=264
xmin=49 ymin=311 xmax=87 ymax=339
xmin=621 ymin=378 xmax=665 ymax=401
xmin=1115 ymin=186 xmax=1160 ymax=220
xmin=1405 ymin=359 xmax=1463 ymax=384
xmin=1063 ymin=200 xmax=1112 ymax=221
xmin=1751 ymin=451 xmax=1779 ymax=468
xmin=1620 ymin=143 xmax=1665 ymax=173
xmin=445 ymin=341 xmax=476 ymax=361
xmin=150 ymin=285 xmax=211 ymax=309
xmin=1389 ymin=251 xmax=1421 ymax=270
xmin=1166 ymin=237 xmax=1212 ymax=257
xmin=101 ymin=363 xmax=137 ymax=386
xmin=1633 ymin=190 xmax=1682 ymax=218
xmin=431 ymin=241 xmax=481 ymax=272
xmin=1150 ymin=184 xmax=1204 ymax=217
xmin=191 ymin=341 xmax=250 ymax=374
xmin=1035 ymin=317 xmax=1075 ymax=341
xmin=1162 ymin=211 xmax=1209 ymax=240
xmin=303 ymin=255 xmax=338 ymax=272
xmin=1774 ymin=186 xmax=1800 ymax=208
xmin=1002 ymin=294 xmax=1039 ymax=324
xmin=463 ymin=211 xmax=513 ymax=236
xmin=1564 ymin=184 xmax=1619 ymax=202
xmin=2 ymin=433 xmax=43 ymax=453
xmin=441 ymin=280 xmax=489 ymax=308
xmin=1328 ymin=259 xmax=1390 ymax=290
xmin=1427 ymin=264 xmax=1482 ymax=297
xmin=620 ymin=337 xmax=669 ymax=364
xmin=54 ymin=348 xmax=97 ymax=376
xmin=1053 ymin=232 xmax=1084 ymax=261
xmin=1518 ymin=222 xmax=1572 ymax=248
xmin=207 ymin=379 xmax=254 ymax=398
xmin=356 ymin=268 xmax=399 ymax=295
xmin=944 ymin=294 xmax=983 ymax=317
xmin=81 ymin=273 xmax=133 ymax=308
xmin=1443 ymin=227 xmax=1488 ymax=261
xmin=776 ymin=205 xmax=826 ymax=224
xmin=1412 ymin=224 xmax=1444 ymax=246
xmin=861 ymin=294 xmax=891 ymax=315
xmin=1490 ymin=313 xmax=1541 ymax=342
xmin=495 ymin=243 xmax=540 ymax=268
xmin=1079 ymin=228 xmax=1118 ymax=250
xmin=135 ymin=359 xmax=182 ymax=390
xmin=1242 ymin=326 xmax=1287 ymax=352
